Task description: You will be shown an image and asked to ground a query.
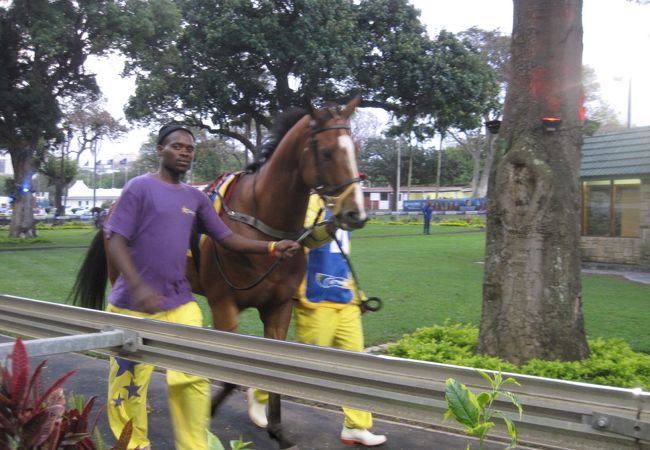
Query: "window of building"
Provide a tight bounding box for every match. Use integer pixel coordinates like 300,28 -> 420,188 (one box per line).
582,179 -> 641,237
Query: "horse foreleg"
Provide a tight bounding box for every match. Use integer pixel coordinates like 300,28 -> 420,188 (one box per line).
210,382 -> 237,416
267,392 -> 298,450
261,300 -> 297,449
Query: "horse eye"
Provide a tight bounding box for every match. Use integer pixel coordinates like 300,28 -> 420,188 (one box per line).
322,150 -> 334,161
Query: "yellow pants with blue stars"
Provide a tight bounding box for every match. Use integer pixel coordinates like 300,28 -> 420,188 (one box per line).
107,301 -> 210,450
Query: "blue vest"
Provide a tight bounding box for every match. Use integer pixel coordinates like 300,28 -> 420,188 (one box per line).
304,210 -> 353,305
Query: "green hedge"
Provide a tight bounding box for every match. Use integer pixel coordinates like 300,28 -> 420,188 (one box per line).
0,236 -> 52,245
0,222 -> 94,232
385,322 -> 650,390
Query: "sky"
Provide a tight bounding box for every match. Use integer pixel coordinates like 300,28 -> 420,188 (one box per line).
87,0 -> 650,162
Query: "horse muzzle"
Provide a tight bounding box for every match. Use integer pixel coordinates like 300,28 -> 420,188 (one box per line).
335,210 -> 368,230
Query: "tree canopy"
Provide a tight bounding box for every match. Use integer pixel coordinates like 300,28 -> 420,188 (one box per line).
0,0 -> 125,236
123,0 -> 498,151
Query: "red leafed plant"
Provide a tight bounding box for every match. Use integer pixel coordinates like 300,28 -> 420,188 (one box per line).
0,338 -> 137,450
0,336 -> 101,449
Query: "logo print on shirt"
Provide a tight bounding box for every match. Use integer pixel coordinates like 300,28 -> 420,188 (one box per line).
315,272 -> 349,289
181,206 -> 196,216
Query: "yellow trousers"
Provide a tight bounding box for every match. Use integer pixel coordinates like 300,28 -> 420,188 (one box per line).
254,302 -> 373,430
107,302 -> 210,450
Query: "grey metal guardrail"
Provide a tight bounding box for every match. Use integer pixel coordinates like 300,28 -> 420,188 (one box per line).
0,294 -> 648,450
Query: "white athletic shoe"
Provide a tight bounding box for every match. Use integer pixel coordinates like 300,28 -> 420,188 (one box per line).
246,388 -> 268,428
340,426 -> 387,446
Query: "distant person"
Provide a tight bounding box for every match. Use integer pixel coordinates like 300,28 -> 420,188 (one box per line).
247,194 -> 387,447
422,200 -> 433,234
103,123 -> 300,450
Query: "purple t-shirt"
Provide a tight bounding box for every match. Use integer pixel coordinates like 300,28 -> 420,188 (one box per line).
104,173 -> 232,311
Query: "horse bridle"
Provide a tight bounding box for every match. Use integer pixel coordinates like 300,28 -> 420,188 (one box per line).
309,119 -> 365,216
210,112 -> 365,291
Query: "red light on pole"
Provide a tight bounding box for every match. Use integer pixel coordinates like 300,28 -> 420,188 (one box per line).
541,117 -> 562,132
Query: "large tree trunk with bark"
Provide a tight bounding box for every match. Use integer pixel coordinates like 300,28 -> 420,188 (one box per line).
9,144 -> 36,238
476,133 -> 497,198
478,0 -> 589,365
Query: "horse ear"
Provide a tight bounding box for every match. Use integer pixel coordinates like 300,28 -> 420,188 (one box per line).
304,98 -> 319,119
340,95 -> 362,119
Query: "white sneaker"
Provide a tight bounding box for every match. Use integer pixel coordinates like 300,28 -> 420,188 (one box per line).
246,388 -> 268,428
340,426 -> 387,446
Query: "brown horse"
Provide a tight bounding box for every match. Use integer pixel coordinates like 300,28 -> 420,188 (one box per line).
71,97 -> 367,449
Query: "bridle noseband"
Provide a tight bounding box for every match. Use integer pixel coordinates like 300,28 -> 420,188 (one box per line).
308,119 -> 364,216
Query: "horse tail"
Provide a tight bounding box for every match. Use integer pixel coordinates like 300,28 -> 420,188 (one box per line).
69,230 -> 108,310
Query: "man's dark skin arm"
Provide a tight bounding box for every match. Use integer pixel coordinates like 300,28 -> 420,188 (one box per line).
107,233 -> 164,313
218,234 -> 300,258
107,233 -> 300,314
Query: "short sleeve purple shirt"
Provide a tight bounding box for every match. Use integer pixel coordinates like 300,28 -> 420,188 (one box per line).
104,173 -> 232,312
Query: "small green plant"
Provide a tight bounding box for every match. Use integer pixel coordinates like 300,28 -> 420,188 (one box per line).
229,436 -> 253,450
207,431 -> 253,450
444,371 -> 523,449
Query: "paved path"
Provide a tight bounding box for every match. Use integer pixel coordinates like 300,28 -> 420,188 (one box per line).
582,267 -> 650,284
3,337 -> 518,450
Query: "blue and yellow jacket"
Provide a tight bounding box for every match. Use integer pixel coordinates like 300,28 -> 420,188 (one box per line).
295,195 -> 362,309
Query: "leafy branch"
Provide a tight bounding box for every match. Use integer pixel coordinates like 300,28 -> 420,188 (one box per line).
443,371 -> 523,449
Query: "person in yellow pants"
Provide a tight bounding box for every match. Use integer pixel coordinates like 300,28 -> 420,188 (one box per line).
247,194 -> 386,447
99,124 -> 299,449
107,302 -> 209,450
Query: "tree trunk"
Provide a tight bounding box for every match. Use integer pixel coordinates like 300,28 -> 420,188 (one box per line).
470,150 -> 481,197
9,145 -> 36,238
478,0 -> 589,364
476,133 -> 496,198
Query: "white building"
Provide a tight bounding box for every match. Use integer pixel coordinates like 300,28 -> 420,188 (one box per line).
65,179 -> 122,209
0,152 -> 13,176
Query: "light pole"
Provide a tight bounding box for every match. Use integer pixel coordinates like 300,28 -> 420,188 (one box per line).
626,77 -> 632,128
92,139 -> 98,210
614,76 -> 632,128
395,139 -> 401,212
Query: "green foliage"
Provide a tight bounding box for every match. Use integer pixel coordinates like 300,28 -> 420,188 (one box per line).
0,175 -> 11,196
386,323 -> 650,390
123,0 -> 498,152
444,372 -> 522,450
229,437 -> 253,450
438,218 -> 486,228
359,138 -> 479,193
0,236 -> 52,245
0,0 -> 127,235
207,431 -> 253,450
38,156 -> 78,187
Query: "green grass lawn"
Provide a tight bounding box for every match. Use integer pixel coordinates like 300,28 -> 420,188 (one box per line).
2,224 -> 649,353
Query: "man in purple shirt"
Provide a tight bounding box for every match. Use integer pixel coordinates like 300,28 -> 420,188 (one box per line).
104,123 -> 299,450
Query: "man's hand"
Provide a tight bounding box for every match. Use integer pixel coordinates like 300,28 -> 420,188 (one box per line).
130,282 -> 164,314
274,240 -> 301,259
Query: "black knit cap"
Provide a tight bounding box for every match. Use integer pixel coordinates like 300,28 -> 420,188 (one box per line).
157,123 -> 195,145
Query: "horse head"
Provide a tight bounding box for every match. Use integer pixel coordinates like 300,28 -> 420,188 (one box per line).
302,96 -> 367,230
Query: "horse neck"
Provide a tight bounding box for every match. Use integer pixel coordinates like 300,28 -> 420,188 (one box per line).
254,117 -> 311,230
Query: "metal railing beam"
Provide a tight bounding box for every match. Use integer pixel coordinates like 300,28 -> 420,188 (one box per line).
0,294 -> 648,450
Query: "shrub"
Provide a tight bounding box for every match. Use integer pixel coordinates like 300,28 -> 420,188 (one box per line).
0,236 -> 52,245
0,337 -> 134,449
385,323 -> 650,390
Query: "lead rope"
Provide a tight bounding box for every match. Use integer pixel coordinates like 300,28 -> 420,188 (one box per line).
211,207 -> 323,291
329,231 -> 383,313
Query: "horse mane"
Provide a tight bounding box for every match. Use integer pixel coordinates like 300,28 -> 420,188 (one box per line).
246,107 -> 308,172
